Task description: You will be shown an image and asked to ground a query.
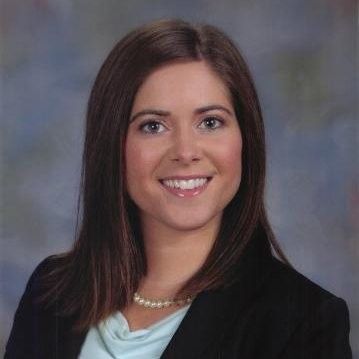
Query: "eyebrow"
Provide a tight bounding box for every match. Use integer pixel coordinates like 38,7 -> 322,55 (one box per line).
129,104 -> 234,122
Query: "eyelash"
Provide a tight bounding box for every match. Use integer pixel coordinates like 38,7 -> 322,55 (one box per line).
139,116 -> 224,134
198,117 -> 224,130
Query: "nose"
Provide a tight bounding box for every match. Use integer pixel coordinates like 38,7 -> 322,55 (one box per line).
170,127 -> 201,164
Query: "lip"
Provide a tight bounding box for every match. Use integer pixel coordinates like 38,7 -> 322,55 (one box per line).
159,175 -> 213,181
159,176 -> 213,198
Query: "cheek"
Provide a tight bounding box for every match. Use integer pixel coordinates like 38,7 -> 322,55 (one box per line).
222,137 -> 242,200
125,141 -> 140,182
214,133 -> 242,180
125,138 -> 162,182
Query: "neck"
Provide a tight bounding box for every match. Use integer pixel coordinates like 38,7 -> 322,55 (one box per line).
138,215 -> 221,298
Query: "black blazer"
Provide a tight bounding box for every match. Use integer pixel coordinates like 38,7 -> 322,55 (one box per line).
5,236 -> 352,358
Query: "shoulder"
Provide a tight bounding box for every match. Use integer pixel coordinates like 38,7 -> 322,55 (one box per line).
8,254 -> 65,322
251,256 -> 352,357
5,255 -> 67,357
19,255 -> 64,301
260,256 -> 350,323
266,256 -> 340,303
190,252 -> 352,358
28,255 -> 60,281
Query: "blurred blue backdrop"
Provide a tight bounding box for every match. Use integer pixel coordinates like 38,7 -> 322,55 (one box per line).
1,0 -> 358,355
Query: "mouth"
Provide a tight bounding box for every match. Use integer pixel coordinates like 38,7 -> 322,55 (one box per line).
158,176 -> 213,198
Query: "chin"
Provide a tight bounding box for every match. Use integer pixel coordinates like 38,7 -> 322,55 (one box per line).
164,213 -> 221,232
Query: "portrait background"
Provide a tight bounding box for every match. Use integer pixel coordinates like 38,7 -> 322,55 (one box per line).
1,0 -> 357,355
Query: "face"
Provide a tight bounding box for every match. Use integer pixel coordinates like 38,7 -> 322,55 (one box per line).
125,61 -> 242,234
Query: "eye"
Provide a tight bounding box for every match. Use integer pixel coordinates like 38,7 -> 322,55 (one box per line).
198,116 -> 224,130
139,120 -> 166,134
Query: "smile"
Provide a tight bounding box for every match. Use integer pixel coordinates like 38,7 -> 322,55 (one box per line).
162,177 -> 208,189
159,177 -> 212,198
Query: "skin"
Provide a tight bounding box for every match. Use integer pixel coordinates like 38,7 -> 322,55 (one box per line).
123,60 -> 242,329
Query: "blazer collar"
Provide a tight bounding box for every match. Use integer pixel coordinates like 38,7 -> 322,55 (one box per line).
161,234 -> 274,359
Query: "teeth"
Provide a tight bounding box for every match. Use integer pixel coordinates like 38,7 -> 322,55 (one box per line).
162,178 -> 208,190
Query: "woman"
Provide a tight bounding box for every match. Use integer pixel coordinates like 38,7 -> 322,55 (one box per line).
5,19 -> 351,358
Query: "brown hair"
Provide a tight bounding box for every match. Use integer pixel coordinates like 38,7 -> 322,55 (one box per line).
39,18 -> 288,331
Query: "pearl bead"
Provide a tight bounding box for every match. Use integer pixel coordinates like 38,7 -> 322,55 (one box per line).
133,292 -> 194,309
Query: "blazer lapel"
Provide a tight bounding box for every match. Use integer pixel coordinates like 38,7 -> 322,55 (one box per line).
60,327 -> 88,358
161,234 -> 274,358
43,311 -> 88,359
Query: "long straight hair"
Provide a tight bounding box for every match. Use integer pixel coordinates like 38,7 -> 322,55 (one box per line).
39,18 -> 288,331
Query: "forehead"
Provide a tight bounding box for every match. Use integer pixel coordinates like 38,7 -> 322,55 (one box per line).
131,60 -> 233,111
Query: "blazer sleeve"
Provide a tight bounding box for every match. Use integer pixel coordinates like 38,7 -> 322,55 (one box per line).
5,258 -> 50,358
279,296 -> 352,359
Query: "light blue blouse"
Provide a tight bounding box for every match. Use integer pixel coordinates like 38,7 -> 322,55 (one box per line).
79,304 -> 191,359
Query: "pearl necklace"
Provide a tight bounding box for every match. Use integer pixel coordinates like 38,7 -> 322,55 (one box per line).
133,292 -> 194,309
